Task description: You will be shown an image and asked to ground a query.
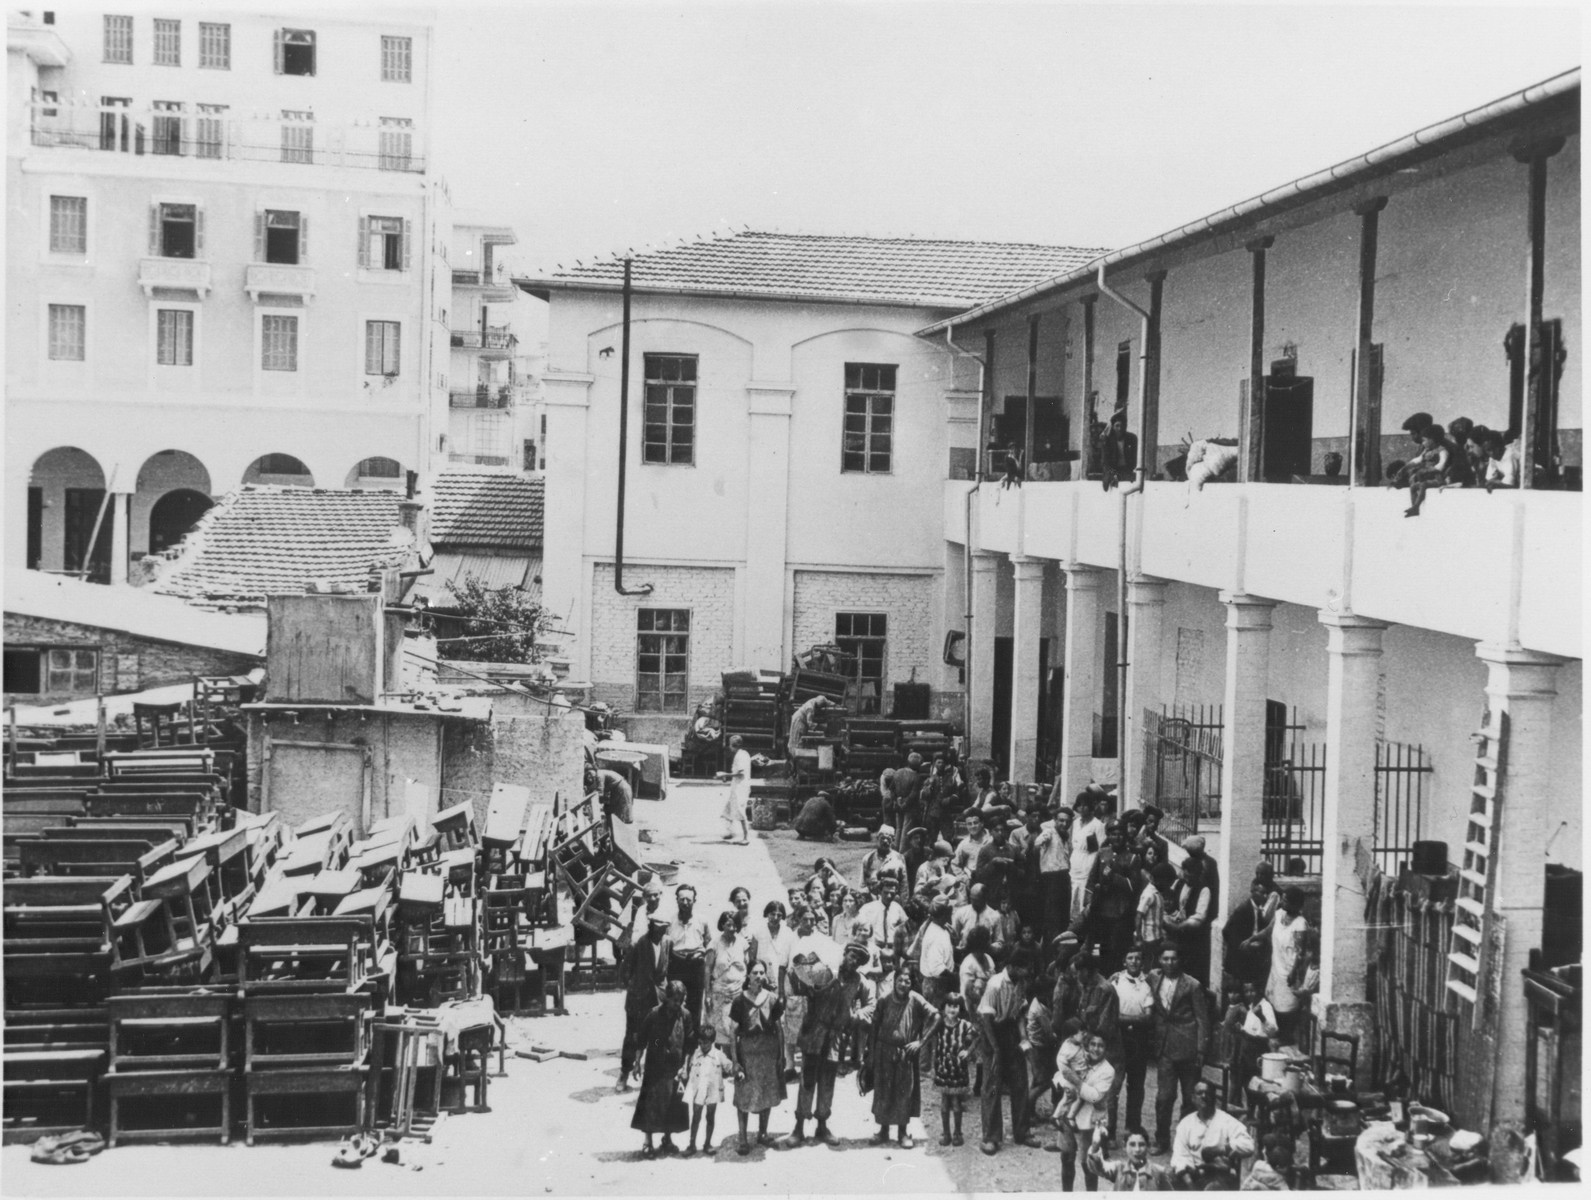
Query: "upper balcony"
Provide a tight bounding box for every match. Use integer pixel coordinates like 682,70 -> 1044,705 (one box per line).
138,257 -> 212,298
449,386 -> 516,410
24,101 -> 426,175
450,326 -> 517,359
450,263 -> 517,302
946,478 -> 1582,660
244,264 -> 316,303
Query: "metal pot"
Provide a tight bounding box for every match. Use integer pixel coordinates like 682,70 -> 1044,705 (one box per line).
1283,1063 -> 1310,1094
1260,1052 -> 1291,1084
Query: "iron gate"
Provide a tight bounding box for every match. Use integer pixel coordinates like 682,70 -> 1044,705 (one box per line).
1374,742 -> 1432,873
1144,704 -> 1224,842
1262,738 -> 1326,874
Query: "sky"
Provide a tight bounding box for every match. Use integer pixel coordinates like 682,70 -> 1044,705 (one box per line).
430,2 -> 1580,278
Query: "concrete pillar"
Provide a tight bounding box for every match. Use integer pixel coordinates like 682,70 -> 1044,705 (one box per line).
1211,591 -> 1276,988
1122,575 -> 1168,809
1057,566 -> 1105,804
968,550 -> 1002,761
540,371 -> 594,679
743,386 -> 795,669
1477,643 -> 1564,1128
109,491 -> 132,585
1008,555 -> 1045,781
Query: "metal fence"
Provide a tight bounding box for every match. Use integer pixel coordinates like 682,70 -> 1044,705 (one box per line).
1262,739 -> 1326,874
1374,742 -> 1432,874
1144,704 -> 1225,842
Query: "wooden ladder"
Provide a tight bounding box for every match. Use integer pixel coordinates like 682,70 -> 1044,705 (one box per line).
1447,709 -> 1509,1009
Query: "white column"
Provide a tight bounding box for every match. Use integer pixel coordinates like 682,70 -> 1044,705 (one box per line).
109,491 -> 132,585
1316,611 -> 1387,1005
1477,643 -> 1564,1128
1212,591 -> 1276,988
968,551 -> 1002,762
1008,555 -> 1045,781
540,372 -> 594,679
1122,575 -> 1168,810
1057,565 -> 1105,805
743,385 -> 794,669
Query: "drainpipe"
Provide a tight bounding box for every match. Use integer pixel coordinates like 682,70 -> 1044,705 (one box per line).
1094,260 -> 1149,791
613,258 -> 652,596
946,326 -> 984,748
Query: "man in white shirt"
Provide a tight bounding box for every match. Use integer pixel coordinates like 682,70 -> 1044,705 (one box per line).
667,883 -> 713,1034
1069,794 -> 1107,920
1108,946 -> 1156,1138
914,895 -> 957,1010
951,883 -> 1005,957
860,827 -> 907,894
953,810 -> 989,876
857,875 -> 910,973
1170,1080 -> 1255,1189
1034,807 -> 1073,940
752,900 -> 796,993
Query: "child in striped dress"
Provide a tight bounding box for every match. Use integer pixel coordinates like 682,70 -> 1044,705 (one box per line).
930,993 -> 977,1146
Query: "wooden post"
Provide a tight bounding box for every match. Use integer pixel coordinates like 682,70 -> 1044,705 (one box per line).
1350,199 -> 1388,485
96,694 -> 107,760
6,707 -> 16,781
1143,271 -> 1166,479
1081,295 -> 1097,473
1025,313 -> 1040,478
1242,239 -> 1273,483
981,329 -> 997,480
1512,137 -> 1564,489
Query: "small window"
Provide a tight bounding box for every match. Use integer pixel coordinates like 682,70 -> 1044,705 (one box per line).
199,22 -> 230,69
835,612 -> 887,715
4,649 -> 41,694
257,453 -> 309,475
357,456 -> 401,478
1116,340 -> 1132,408
195,104 -> 226,159
280,111 -> 313,165
48,304 -> 85,361
38,89 -> 58,117
362,216 -> 408,271
523,439 -> 537,472
842,362 -> 896,474
49,195 -> 87,254
262,315 -> 299,371
277,28 -> 316,76
153,203 -> 198,259
153,18 -> 180,66
103,14 -> 133,63
45,649 -> 98,693
381,35 -> 412,82
642,354 -> 696,465
262,210 -> 302,264
157,309 -> 194,366
378,117 -> 413,171
636,609 -> 690,713
365,321 -> 401,375
151,100 -> 184,156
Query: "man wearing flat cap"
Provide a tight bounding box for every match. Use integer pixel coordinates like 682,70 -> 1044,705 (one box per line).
619,910 -> 674,1091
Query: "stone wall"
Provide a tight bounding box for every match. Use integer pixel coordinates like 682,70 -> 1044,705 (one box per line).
442,710 -> 587,829
4,611 -> 262,706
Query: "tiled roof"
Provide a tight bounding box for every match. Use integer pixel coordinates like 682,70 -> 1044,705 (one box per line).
7,570 -> 266,656
519,230 -> 1109,309
428,471 -> 543,550
409,552 -> 542,606
150,486 -> 415,605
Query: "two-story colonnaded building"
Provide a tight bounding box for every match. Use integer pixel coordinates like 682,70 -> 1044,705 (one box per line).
927,70 -> 1580,1142
515,232 -> 1108,745
6,7 -> 458,584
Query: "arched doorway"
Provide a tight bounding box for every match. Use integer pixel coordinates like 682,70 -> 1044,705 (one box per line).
148,489 -> 214,555
28,447 -> 108,579
242,454 -> 314,487
136,450 -> 212,559
344,456 -> 405,490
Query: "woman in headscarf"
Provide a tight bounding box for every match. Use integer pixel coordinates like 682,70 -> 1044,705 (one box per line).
729,960 -> 787,1154
631,981 -> 691,1158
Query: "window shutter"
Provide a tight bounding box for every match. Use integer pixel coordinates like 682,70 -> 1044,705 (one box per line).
357,216 -> 369,268
273,28 -> 284,73
148,204 -> 159,255
299,214 -> 309,262
401,219 -> 412,271
254,212 -> 265,262
195,208 -> 205,257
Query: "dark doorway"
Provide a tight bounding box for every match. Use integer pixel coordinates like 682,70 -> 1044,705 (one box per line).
148,488 -> 212,555
1263,360 -> 1314,481
63,487 -> 109,582
1035,637 -> 1052,778
27,488 -> 42,570
992,636 -> 1013,775
1097,616 -> 1123,757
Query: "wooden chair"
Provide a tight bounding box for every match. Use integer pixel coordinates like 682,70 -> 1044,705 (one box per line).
1317,1030 -> 1360,1093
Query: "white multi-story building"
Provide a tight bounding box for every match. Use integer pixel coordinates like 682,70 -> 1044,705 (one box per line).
6,8 -> 454,583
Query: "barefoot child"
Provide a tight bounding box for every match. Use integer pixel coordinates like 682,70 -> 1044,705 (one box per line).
678,1025 -> 735,1156
930,993 -> 977,1146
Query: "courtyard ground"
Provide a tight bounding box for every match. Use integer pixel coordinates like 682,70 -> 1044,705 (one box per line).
7,780 -> 1181,1196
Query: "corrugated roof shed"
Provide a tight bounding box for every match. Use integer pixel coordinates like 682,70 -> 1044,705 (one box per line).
518,230 -> 1109,308
428,471 -> 543,550
150,486 -> 414,605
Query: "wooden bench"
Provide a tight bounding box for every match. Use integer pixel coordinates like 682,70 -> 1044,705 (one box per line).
103,992 -> 232,1147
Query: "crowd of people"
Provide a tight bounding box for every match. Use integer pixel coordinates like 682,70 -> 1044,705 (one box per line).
1388,410 -> 1524,517
615,765 -> 1322,1188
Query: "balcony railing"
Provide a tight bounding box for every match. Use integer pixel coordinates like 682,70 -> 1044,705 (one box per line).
450,387 -> 515,409
451,326 -> 517,351
451,265 -> 512,287
138,257 -> 212,297
244,263 -> 316,302
26,102 -> 426,174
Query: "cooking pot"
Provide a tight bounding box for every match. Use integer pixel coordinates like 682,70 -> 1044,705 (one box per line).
1260,1052 -> 1291,1084
1409,1105 -> 1449,1137
1283,1062 -> 1310,1093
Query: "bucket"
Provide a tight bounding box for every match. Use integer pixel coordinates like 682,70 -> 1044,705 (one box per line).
1260,1052 -> 1291,1084
1283,1063 -> 1309,1094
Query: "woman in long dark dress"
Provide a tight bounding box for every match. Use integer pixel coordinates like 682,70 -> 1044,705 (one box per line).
729,961 -> 786,1154
868,969 -> 940,1148
632,981 -> 692,1158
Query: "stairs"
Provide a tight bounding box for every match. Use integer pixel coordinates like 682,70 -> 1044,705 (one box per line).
1447,709 -> 1508,1009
